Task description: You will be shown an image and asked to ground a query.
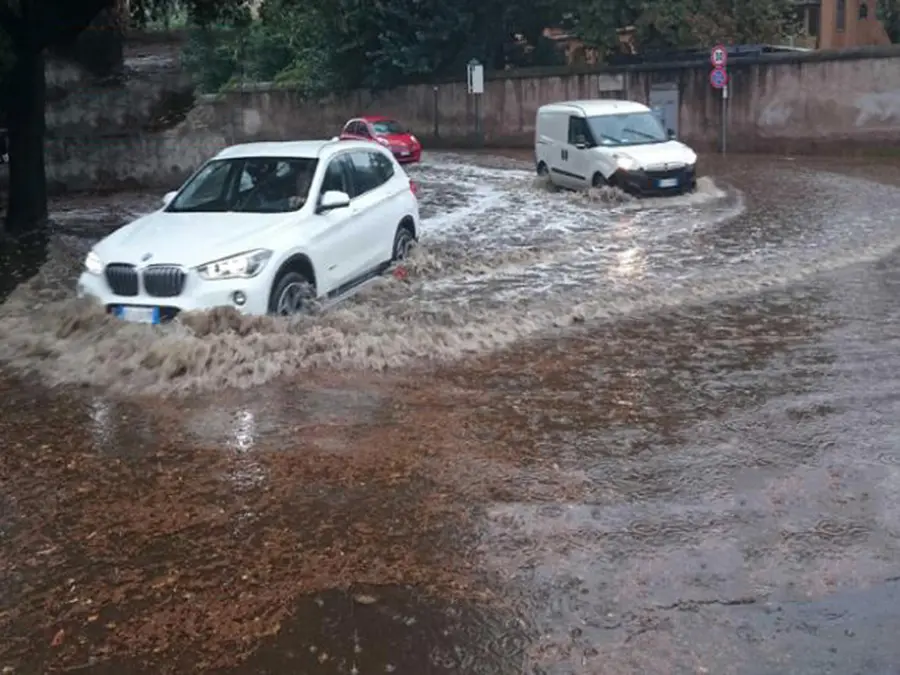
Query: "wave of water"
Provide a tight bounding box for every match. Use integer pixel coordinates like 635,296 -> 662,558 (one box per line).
1,153 -> 898,395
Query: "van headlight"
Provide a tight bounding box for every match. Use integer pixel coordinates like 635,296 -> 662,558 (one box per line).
84,250 -> 103,275
197,249 -> 272,280
615,154 -> 639,171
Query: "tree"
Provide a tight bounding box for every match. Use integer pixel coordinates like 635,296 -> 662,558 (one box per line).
572,0 -> 797,55
878,0 -> 900,42
0,0 -> 116,237
298,0 -> 568,89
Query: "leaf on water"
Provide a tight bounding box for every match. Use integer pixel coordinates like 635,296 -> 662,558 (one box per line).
353,594 -> 377,605
51,629 -> 64,647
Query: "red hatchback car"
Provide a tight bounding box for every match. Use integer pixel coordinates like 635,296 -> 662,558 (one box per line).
339,116 -> 422,164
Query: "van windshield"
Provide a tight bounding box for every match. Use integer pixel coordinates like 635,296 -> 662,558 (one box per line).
586,112 -> 668,147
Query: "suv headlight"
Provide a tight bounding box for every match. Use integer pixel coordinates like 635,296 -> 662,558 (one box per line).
615,154 -> 639,171
197,249 -> 272,280
84,250 -> 103,275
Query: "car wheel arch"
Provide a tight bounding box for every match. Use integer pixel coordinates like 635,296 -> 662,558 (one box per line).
398,215 -> 416,240
271,253 -> 317,296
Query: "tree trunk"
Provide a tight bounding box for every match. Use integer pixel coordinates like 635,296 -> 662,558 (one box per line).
0,44 -> 49,295
5,47 -> 47,236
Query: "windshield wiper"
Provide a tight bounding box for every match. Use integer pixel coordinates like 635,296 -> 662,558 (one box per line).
622,127 -> 660,141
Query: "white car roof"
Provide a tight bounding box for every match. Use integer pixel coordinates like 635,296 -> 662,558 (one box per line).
538,99 -> 650,117
213,139 -> 378,161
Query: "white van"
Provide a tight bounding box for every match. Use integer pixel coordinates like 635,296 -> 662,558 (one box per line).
534,99 -> 698,195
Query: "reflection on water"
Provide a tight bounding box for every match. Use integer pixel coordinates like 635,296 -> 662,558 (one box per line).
226,408 -> 266,495
88,397 -> 112,451
231,409 -> 256,453
613,247 -> 646,279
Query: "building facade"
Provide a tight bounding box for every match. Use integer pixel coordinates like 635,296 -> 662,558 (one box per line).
795,0 -> 892,48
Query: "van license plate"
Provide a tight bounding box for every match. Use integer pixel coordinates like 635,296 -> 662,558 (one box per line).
658,178 -> 678,188
115,306 -> 160,324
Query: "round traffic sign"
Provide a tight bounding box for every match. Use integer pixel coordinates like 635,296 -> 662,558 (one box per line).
710,44 -> 727,67
709,67 -> 728,89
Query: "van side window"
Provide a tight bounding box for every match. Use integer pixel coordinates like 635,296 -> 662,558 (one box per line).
567,116 -> 590,146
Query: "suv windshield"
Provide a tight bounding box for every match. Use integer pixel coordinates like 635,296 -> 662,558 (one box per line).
372,120 -> 405,134
586,112 -> 668,147
168,157 -> 318,213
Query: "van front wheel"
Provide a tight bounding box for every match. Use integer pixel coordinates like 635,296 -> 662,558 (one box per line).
537,161 -> 549,176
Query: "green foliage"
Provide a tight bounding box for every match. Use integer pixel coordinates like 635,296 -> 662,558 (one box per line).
129,0 -> 189,29
181,0 -> 340,95
878,0 -> 900,42
181,27 -> 238,92
169,0 -> 810,95
574,0 -> 798,54
177,0 -> 569,93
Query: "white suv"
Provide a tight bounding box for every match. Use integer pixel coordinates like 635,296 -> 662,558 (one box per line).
77,139 -> 420,323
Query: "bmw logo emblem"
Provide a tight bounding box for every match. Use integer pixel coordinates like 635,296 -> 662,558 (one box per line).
141,253 -> 152,262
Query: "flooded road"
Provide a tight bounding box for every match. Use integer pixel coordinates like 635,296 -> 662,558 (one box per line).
2,153 -> 900,673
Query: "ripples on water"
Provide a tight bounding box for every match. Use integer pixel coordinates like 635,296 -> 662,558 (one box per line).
1,154 -> 900,394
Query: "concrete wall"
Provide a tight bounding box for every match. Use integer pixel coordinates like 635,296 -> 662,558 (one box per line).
200,45 -> 900,156
9,44 -> 900,195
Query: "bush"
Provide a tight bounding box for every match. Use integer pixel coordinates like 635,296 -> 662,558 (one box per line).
181,27 -> 241,93
181,2 -> 341,96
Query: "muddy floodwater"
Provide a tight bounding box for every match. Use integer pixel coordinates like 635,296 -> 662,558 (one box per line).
2,152 -> 900,673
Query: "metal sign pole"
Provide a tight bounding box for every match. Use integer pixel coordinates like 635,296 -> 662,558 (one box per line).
475,96 -> 481,144
721,84 -> 728,155
433,86 -> 439,139
709,44 -> 728,155
467,59 -> 485,147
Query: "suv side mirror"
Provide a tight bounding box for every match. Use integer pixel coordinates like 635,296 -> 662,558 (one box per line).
317,190 -> 351,213
667,128 -> 676,139
162,190 -> 177,207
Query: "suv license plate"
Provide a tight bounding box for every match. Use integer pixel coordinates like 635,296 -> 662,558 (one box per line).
115,306 -> 160,324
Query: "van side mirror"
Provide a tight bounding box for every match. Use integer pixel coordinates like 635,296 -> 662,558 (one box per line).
667,128 -> 676,139
162,190 -> 177,207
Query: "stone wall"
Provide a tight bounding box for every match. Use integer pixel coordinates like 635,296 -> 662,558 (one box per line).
39,37 -> 223,193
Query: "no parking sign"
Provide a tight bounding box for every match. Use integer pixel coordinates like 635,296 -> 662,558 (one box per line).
709,67 -> 728,89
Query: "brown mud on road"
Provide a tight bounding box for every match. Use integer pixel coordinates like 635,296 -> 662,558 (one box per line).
2,153 -> 900,673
